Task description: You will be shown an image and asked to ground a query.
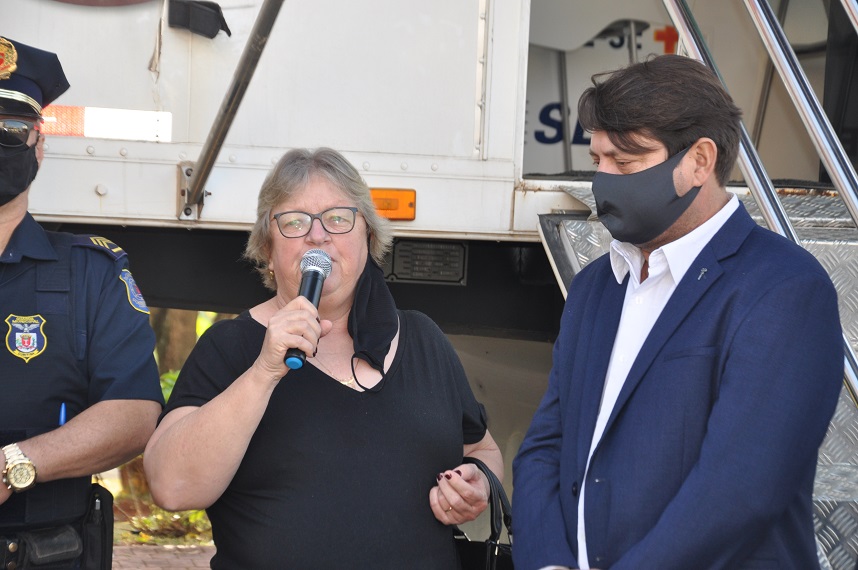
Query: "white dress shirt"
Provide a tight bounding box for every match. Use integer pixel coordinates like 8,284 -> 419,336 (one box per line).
575,196 -> 739,569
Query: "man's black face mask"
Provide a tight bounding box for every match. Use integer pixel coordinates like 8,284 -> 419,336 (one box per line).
0,143 -> 39,206
591,146 -> 700,245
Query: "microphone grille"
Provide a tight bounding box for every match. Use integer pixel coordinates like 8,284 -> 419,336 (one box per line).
300,249 -> 332,277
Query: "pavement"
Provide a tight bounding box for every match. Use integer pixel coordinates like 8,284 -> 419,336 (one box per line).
113,544 -> 215,569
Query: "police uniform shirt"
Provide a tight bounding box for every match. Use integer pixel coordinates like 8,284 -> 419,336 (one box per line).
0,213 -> 163,527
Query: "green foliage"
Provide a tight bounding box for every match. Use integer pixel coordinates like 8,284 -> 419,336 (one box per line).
196,311 -> 217,338
118,504 -> 212,545
160,370 -> 179,402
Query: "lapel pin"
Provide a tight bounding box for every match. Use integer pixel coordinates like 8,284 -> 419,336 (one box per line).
698,267 -> 708,281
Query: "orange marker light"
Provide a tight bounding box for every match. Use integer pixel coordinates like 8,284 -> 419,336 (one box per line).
370,188 -> 416,221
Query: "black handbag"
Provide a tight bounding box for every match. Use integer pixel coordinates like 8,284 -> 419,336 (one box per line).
454,457 -> 513,570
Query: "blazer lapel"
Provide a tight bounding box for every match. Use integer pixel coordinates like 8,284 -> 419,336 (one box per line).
576,270 -> 627,471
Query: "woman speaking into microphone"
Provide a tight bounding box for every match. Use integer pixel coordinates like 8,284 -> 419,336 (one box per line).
143,147 -> 503,569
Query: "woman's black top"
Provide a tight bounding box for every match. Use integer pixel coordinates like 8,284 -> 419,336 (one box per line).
164,309 -> 488,569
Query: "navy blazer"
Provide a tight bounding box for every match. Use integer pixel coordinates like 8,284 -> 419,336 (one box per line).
512,204 -> 843,569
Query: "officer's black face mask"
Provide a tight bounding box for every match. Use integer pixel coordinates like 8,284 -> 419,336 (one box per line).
0,143 -> 39,206
591,146 -> 700,245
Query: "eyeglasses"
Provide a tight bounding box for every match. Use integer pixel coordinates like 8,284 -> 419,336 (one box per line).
272,206 -> 359,238
0,118 -> 38,148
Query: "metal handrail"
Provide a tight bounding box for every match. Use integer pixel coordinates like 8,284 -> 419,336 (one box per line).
187,0 -> 286,213
743,0 -> 858,224
742,0 -> 858,405
843,0 -> 858,37
662,0 -> 858,405
662,0 -> 797,239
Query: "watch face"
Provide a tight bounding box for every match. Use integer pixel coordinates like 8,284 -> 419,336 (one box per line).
8,463 -> 36,490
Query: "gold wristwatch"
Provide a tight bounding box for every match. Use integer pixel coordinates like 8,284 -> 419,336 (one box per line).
2,443 -> 37,492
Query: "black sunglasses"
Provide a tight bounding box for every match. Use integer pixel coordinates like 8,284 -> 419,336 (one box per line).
0,118 -> 38,148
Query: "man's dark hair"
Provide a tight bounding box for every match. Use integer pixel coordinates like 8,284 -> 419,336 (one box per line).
578,54 -> 743,185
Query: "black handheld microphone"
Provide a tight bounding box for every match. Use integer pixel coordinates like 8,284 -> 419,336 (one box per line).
284,249 -> 332,370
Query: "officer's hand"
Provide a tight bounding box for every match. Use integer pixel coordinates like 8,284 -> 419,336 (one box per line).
0,484 -> 10,506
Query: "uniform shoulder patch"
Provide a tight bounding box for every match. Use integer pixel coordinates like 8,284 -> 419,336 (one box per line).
119,269 -> 150,314
71,235 -> 127,261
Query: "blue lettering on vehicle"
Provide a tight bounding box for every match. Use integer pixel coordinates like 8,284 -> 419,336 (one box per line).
535,103 -> 590,146
535,103 -> 564,144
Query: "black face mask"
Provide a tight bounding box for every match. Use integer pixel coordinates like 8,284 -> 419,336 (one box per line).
0,144 -> 39,206
592,146 -> 700,245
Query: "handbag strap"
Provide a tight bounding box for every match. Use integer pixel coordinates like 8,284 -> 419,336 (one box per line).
462,456 -> 512,543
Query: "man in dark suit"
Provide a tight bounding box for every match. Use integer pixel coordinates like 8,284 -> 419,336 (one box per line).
512,54 -> 843,570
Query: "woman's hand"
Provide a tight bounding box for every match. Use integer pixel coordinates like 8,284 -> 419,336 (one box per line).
429,463 -> 490,525
253,297 -> 332,381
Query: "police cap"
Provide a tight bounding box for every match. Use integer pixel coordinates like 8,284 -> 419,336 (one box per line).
0,37 -> 69,118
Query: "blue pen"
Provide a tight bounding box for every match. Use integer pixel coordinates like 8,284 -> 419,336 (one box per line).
59,403 -> 67,426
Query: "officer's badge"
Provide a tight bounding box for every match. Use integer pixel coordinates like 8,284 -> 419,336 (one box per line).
5,315 -> 46,363
119,269 -> 150,314
0,38 -> 17,80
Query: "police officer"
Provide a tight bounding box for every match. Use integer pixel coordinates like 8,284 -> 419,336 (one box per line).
0,37 -> 163,568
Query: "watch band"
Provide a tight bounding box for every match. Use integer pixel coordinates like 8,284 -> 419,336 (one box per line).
3,443 -> 24,460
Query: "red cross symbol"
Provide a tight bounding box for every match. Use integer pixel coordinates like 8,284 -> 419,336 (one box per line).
655,26 -> 679,54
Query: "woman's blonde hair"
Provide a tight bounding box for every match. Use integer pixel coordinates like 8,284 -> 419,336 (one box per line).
244,147 -> 393,291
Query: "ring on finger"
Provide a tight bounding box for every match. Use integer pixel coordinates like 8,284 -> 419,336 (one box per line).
445,506 -> 453,513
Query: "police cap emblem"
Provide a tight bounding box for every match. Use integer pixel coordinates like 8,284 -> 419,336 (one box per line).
0,38 -> 18,81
